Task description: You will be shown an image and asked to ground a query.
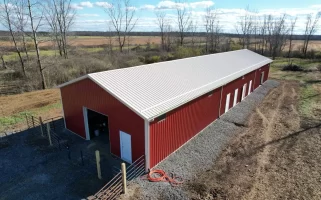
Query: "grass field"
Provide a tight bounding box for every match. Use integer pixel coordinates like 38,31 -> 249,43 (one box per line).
270,58 -> 321,120
0,89 -> 62,132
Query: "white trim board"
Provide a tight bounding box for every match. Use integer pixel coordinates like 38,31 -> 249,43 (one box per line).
144,120 -> 150,172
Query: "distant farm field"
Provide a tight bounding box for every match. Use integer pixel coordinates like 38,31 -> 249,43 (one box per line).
0,36 -> 162,48
1,36 -> 320,52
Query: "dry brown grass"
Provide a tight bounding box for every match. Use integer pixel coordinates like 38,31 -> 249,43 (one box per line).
0,36 -> 162,48
0,89 -> 60,117
187,81 -> 321,200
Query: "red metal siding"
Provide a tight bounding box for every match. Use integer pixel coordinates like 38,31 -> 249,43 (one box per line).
219,70 -> 256,115
149,64 -> 270,168
149,88 -> 221,168
254,64 -> 270,89
60,78 -> 145,162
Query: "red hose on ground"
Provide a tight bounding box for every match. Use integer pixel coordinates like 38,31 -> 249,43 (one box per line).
144,169 -> 184,187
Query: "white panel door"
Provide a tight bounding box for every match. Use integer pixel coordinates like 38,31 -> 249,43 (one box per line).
225,93 -> 231,113
120,131 -> 132,163
248,80 -> 252,95
242,84 -> 247,100
233,89 -> 238,106
260,72 -> 265,84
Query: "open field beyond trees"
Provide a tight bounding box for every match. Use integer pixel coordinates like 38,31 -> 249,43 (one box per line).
1,36 -> 321,61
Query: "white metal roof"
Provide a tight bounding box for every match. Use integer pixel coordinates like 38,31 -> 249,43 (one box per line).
59,49 -> 272,121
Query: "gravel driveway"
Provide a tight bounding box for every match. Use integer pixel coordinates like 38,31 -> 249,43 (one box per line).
132,80 -> 280,200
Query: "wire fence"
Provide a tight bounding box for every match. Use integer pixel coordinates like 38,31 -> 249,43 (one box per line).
25,114 -> 69,150
91,155 -> 145,200
6,113 -> 146,200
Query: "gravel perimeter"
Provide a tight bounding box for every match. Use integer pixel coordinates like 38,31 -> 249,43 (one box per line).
132,80 -> 280,200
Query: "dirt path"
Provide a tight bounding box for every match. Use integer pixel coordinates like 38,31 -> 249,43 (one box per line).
187,81 -> 321,200
245,83 -> 290,199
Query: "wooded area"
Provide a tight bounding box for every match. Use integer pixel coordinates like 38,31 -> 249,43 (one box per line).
0,0 -> 320,92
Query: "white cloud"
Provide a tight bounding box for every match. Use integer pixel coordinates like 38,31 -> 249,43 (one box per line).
78,13 -> 100,17
143,0 -> 214,10
311,4 -> 321,9
190,1 -> 214,8
79,1 -> 93,8
70,2 -> 321,34
71,3 -> 83,10
157,1 -> 187,10
95,2 -> 112,8
127,6 -> 137,11
140,5 -> 156,10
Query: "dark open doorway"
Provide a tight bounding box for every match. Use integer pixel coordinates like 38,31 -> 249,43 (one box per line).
87,109 -> 109,141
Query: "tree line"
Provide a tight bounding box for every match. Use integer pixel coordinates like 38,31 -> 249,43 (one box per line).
0,0 -> 74,89
1,0 -> 321,90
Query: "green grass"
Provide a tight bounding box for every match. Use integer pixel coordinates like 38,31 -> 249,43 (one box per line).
4,50 -> 59,61
271,57 -> 321,120
0,111 -> 33,132
80,47 -> 104,53
299,84 -> 321,119
0,102 -> 62,132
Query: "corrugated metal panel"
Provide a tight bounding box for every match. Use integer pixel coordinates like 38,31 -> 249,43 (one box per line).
149,88 -> 221,168
60,79 -> 145,161
59,50 -> 272,121
149,65 -> 271,168
253,64 -> 270,89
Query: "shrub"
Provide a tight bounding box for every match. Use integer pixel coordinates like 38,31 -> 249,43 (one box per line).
282,64 -> 303,72
175,46 -> 202,59
160,53 -> 175,61
125,59 -> 144,67
230,40 -> 242,51
145,55 -> 161,64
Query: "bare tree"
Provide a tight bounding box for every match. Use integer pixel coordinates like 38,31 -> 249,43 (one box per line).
54,0 -> 75,58
302,13 -> 320,57
155,11 -> 167,50
0,0 -> 26,75
252,11 -> 259,52
259,15 -> 268,55
12,0 -> 30,60
188,20 -> 198,48
44,0 -> 62,56
266,14 -> 289,59
44,0 -> 75,59
287,16 -> 297,58
235,6 -> 253,49
0,47 -> 8,69
106,23 -> 114,54
27,0 -> 46,89
175,0 -> 190,46
103,0 -> 137,53
164,24 -> 174,51
204,7 -> 221,53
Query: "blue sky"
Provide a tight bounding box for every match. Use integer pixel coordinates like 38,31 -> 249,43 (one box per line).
71,0 -> 321,33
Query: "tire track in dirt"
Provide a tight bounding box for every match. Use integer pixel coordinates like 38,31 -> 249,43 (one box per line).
244,83 -> 286,200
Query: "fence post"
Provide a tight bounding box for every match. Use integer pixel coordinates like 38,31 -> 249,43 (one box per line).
25,114 -> 29,129
39,117 -> 44,137
121,163 -> 127,194
46,123 -> 52,146
31,116 -> 35,128
95,150 -> 102,179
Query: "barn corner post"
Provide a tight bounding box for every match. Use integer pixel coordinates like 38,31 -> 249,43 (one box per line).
144,119 -> 150,172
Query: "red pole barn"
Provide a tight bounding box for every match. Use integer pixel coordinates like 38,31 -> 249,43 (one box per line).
58,49 -> 272,170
